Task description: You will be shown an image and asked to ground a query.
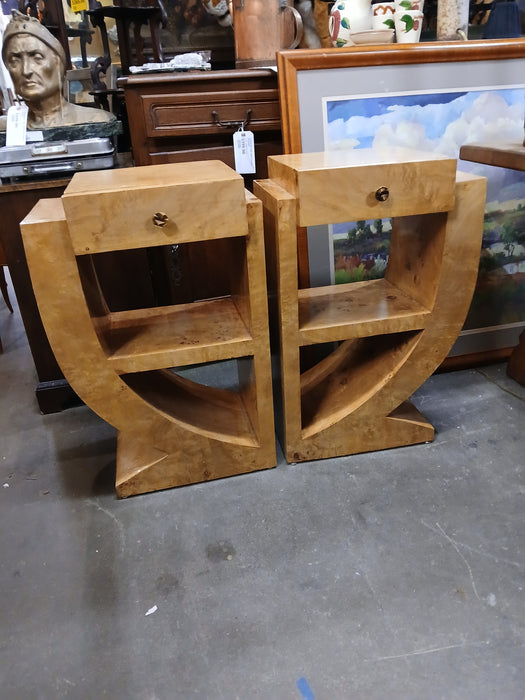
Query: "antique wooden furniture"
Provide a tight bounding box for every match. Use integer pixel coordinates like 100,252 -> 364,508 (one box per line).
231,0 -> 303,68
21,161 -> 276,497
86,3 -> 167,77
0,239 -> 13,355
0,178 -> 73,407
119,69 -> 282,182
254,148 -> 486,463
460,141 -> 525,386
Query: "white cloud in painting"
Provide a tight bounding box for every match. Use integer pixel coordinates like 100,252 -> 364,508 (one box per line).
373,120 -> 432,152
326,90 -> 524,158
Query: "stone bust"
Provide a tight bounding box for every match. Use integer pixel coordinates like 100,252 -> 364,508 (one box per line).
1,11 -> 114,129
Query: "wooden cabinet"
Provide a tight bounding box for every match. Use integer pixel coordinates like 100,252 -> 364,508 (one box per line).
119,69 -> 282,183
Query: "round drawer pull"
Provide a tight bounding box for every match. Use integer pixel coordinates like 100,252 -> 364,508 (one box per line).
153,212 -> 169,227
375,186 -> 389,202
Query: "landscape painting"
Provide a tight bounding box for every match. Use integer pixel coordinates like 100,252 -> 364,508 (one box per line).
323,87 -> 525,335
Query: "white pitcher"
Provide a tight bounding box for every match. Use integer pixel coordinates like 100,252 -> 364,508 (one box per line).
329,0 -> 373,46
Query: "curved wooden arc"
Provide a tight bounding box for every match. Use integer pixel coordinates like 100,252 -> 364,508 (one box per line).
122,369 -> 259,447
300,332 -> 422,438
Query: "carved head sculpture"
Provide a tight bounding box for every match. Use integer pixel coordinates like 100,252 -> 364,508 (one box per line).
2,11 -> 66,100
1,11 -> 114,128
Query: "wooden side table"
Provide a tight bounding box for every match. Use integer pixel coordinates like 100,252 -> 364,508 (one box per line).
459,142 -> 525,386
119,69 -> 282,180
21,161 -> 276,497
255,149 -> 486,463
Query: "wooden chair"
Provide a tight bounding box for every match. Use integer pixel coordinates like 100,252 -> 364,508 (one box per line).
0,240 -> 14,354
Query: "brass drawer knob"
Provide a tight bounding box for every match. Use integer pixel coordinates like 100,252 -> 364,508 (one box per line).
375,186 -> 389,202
153,212 -> 169,227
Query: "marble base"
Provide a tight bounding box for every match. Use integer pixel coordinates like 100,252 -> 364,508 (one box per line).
0,121 -> 122,148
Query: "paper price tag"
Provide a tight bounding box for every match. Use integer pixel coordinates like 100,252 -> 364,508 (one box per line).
233,130 -> 255,174
71,0 -> 89,12
6,103 -> 28,147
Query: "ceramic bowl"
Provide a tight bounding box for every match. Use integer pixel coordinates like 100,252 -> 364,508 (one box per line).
349,29 -> 395,44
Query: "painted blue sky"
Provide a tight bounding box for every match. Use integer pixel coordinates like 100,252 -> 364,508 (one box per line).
325,88 -> 525,205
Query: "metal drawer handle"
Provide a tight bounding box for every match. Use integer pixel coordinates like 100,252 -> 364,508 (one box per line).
212,109 -> 252,130
375,186 -> 389,202
153,212 -> 169,227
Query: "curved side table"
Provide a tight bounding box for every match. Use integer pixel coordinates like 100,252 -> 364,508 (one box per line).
21,161 -> 276,497
254,148 -> 486,463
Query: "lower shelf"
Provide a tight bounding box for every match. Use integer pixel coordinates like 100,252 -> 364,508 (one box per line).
123,362 -> 259,447
300,331 -> 422,437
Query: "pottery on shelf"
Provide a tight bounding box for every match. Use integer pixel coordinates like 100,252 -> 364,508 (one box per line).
329,0 -> 373,47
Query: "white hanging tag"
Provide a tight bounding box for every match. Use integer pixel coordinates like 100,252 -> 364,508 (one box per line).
6,103 -> 28,147
233,128 -> 256,174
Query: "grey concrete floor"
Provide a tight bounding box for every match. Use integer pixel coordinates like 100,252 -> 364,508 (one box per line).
1,285 -> 525,700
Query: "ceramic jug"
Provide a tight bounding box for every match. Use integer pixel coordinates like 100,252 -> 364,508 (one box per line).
232,0 -> 304,67
329,0 -> 373,46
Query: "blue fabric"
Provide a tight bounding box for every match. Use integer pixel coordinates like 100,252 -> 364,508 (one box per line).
483,1 -> 522,38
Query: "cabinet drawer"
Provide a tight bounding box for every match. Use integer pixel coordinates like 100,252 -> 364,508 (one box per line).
268,149 -> 457,226
61,161 -> 248,255
142,89 -> 281,138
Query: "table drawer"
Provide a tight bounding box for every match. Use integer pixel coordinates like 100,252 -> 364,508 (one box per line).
61,161 -> 248,255
142,89 -> 281,138
268,149 -> 457,226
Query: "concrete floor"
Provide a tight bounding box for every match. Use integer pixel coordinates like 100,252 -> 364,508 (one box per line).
1,286 -> 525,700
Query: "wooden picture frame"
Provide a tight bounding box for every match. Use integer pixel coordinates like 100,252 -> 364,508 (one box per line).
276,40 -> 525,365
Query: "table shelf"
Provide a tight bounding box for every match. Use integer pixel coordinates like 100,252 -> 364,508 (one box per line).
94,297 -> 253,373
123,368 -> 259,447
298,278 -> 430,346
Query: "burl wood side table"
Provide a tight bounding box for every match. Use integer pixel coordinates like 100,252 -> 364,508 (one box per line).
254,148 -> 486,463
21,161 -> 276,497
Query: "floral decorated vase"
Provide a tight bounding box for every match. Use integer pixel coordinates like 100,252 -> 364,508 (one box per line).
329,0 -> 373,46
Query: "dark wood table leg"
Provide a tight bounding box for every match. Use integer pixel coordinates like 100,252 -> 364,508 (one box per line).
507,330 -> 525,385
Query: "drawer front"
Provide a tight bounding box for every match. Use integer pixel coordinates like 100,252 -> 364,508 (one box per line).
62,161 -> 248,255
268,150 -> 457,226
142,89 -> 281,138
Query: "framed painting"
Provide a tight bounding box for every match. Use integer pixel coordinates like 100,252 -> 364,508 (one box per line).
276,40 -> 525,363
